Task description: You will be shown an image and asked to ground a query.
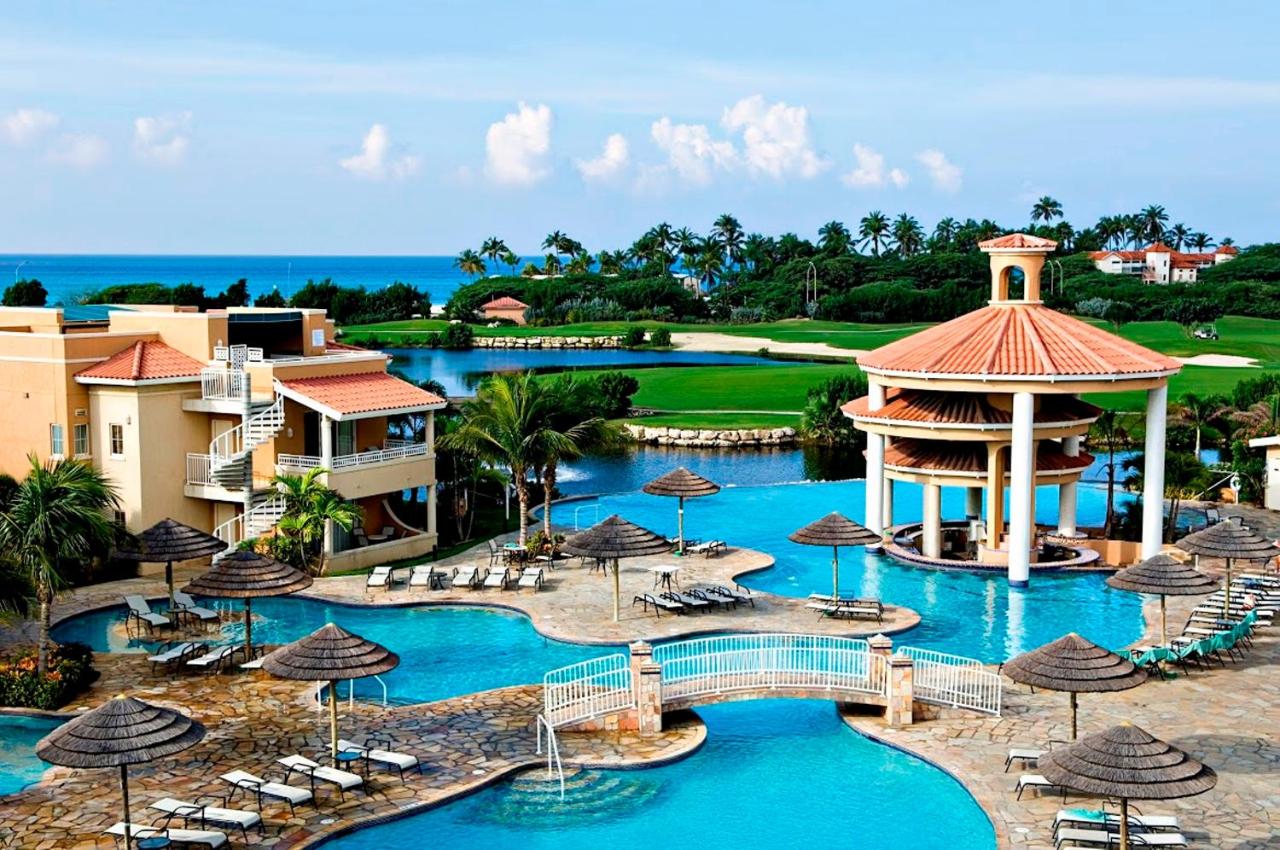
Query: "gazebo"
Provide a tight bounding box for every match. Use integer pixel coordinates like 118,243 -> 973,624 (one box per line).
114,518 -> 227,609
183,551 -> 313,660
1176,520 -> 1279,613
845,234 -> 1182,585
788,512 -> 880,599
1106,553 -> 1219,643
563,515 -> 672,622
642,467 -> 720,554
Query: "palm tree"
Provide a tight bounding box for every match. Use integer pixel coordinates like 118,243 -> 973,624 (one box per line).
673,227 -> 699,275
1231,395 -> 1280,441
931,217 -> 959,251
272,468 -> 363,576
741,233 -> 774,272
500,249 -> 521,276
1138,205 -> 1169,244
597,250 -> 624,275
1123,451 -> 1211,542
1171,393 -> 1228,458
537,376 -> 625,536
542,253 -> 563,276
480,237 -> 509,271
566,251 -> 593,275
858,210 -> 891,256
713,213 -> 744,266
694,240 -> 726,289
454,249 -> 486,279
1089,411 -> 1132,538
1030,196 -> 1064,224
817,220 -> 851,255
542,230 -> 569,260
1220,237 -> 1235,248
1164,223 -> 1190,252
1188,232 -> 1213,252
0,455 -> 121,673
439,373 -> 577,545
891,213 -> 925,257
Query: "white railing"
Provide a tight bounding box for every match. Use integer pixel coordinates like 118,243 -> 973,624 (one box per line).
186,453 -> 213,486
653,634 -> 886,704
542,654 -> 633,729
276,453 -> 324,470
211,493 -> 288,549
899,646 -> 1002,716
573,503 -> 601,531
535,714 -> 566,800
201,368 -> 250,401
276,442 -> 429,473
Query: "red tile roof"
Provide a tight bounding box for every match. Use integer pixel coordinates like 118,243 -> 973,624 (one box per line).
1217,245 -> 1239,255
841,390 -> 1101,427
76,340 -> 205,383
1145,242 -> 1174,253
884,438 -> 1093,475
856,304 -> 1181,379
978,233 -> 1058,250
482,296 -> 529,310
279,372 -> 445,417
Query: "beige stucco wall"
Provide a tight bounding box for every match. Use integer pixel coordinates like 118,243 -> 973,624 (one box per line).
328,455 -> 433,501
108,311 -> 226,362
482,306 -> 528,325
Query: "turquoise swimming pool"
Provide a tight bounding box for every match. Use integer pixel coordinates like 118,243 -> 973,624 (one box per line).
322,699 -> 995,850
0,715 -> 62,797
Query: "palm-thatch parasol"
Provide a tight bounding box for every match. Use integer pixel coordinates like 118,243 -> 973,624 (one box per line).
788,512 -> 881,599
1176,520 -> 1279,615
1106,553 -> 1219,644
182,550 -> 313,660
114,518 -> 227,609
37,695 -> 205,846
1039,723 -> 1217,849
563,515 -> 672,622
262,623 -> 399,760
1002,633 -> 1147,739
642,467 -> 720,554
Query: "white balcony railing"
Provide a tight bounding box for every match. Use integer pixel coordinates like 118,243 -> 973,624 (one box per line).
186,453 -> 214,486
200,368 -> 250,401
276,441 -> 429,473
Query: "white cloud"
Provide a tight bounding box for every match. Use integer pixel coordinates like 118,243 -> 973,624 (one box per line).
3,108 -> 59,146
485,102 -> 552,187
46,133 -> 108,169
576,133 -> 629,182
720,95 -> 825,179
649,117 -> 738,186
133,112 -> 192,165
840,143 -> 908,189
339,123 -> 422,180
916,148 -> 962,192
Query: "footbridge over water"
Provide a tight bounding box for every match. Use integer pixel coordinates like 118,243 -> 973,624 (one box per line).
540,633 -> 1001,738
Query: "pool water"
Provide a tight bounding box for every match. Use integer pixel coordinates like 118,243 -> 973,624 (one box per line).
323,699 -> 995,850
0,715 -> 62,796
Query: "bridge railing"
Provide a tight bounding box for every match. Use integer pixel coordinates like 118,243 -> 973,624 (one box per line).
543,653 -> 634,729
899,646 -> 1002,715
653,634 -> 885,704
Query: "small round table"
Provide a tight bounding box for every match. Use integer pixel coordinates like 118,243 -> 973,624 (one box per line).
135,836 -> 171,850
335,749 -> 366,776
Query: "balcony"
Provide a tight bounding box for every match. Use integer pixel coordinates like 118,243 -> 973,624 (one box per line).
276,440 -> 433,499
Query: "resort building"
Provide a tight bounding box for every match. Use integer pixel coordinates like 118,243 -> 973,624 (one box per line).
1247,434 -> 1280,510
845,233 -> 1182,585
0,304 -> 445,570
1088,242 -> 1237,283
480,295 -> 530,325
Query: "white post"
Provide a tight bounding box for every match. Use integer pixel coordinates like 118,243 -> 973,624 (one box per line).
922,483 -> 942,559
320,415 -> 335,555
1058,435 -> 1080,537
864,382 -> 886,546
1142,385 -> 1169,559
964,486 -> 982,520
1007,392 -> 1035,587
883,477 -> 895,530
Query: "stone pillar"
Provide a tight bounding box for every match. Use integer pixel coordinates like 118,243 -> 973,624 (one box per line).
1142,385 -> 1169,559
864,383 -> 886,545
1058,435 -> 1080,537
985,445 -> 1006,552
630,641 -> 663,736
867,633 -> 893,658
922,483 -> 942,559
1007,392 -> 1035,587
886,654 -> 914,727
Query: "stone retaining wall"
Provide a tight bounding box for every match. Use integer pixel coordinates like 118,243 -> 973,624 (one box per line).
625,423 -> 798,448
474,335 -> 624,349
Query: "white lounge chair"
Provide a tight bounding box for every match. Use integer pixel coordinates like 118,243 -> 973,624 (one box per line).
452,565 -> 481,589
337,737 -> 421,782
147,641 -> 203,674
1004,746 -> 1045,772
686,540 -> 726,557
1016,773 -> 1065,800
277,755 -> 363,799
187,645 -> 236,674
484,567 -> 513,589
125,595 -> 171,633
172,591 -> 219,624
518,567 -> 545,590
1053,808 -> 1181,835
409,564 -> 452,589
105,822 -> 227,848
219,769 -> 314,813
366,566 -> 393,591
149,797 -> 261,841
1054,827 -> 1187,848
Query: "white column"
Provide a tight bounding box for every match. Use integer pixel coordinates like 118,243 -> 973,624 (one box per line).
883,477 -> 895,529
922,483 -> 942,559
864,382 -> 886,545
1007,392 -> 1035,586
426,411 -> 436,454
427,484 -> 438,537
1142,385 -> 1169,559
1058,435 -> 1080,537
320,416 -> 335,555
965,486 -> 982,520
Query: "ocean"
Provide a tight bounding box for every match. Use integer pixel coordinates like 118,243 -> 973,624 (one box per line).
0,255 -> 529,309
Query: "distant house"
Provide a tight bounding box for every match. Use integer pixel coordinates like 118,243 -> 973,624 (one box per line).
1248,434 -> 1280,510
480,296 -> 530,325
1088,242 -> 1237,284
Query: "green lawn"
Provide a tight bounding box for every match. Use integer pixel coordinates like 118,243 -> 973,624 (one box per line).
1112,316 -> 1280,367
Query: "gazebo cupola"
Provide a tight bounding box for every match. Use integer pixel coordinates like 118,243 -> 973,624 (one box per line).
847,234 -> 1182,585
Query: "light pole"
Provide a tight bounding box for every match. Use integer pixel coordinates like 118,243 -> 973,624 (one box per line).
13,260 -> 27,284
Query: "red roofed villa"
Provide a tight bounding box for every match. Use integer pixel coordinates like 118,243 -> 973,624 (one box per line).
845,234 -> 1181,585
480,295 -> 530,325
1088,241 -> 1237,283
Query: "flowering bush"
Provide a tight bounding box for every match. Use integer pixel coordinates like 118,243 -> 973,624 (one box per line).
0,642 -> 96,709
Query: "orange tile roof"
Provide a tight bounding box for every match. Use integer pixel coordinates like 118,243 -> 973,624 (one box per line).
884,439 -> 1093,475
279,372 -> 445,417
978,233 -> 1057,250
482,296 -> 529,310
856,303 -> 1181,379
842,390 -> 1101,427
1216,244 -> 1239,255
1145,242 -> 1174,253
76,340 -> 205,383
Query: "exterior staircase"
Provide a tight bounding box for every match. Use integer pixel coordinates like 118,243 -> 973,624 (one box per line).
209,395 -> 285,488
212,490 -> 289,553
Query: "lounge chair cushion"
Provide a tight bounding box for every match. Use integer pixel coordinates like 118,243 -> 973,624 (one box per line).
278,755 -> 363,790
337,738 -> 418,770
220,770 -> 312,805
105,822 -> 227,848
150,798 -> 262,831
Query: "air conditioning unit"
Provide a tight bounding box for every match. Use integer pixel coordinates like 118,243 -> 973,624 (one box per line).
74,408 -> 88,417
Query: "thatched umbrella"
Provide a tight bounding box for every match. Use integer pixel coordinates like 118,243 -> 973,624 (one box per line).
642,467 -> 720,554
1002,633 -> 1147,739
563,515 -> 672,622
788,512 -> 881,599
1106,553 -> 1219,644
182,551 -> 313,660
1177,520 -> 1279,615
36,695 -> 205,846
262,623 -> 399,760
115,518 -> 227,609
1039,723 -> 1217,850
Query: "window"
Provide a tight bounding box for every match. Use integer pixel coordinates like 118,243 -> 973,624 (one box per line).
73,423 -> 90,457
109,424 -> 125,458
113,510 -> 127,527
49,424 -> 64,457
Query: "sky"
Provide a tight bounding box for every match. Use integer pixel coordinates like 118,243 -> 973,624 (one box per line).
1,1 -> 1277,255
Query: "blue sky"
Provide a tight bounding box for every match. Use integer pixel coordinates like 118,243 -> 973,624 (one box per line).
1,1 -> 1277,254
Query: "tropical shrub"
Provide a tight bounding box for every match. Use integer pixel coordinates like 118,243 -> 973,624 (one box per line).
801,372 -> 869,443
622,326 -> 646,348
2,279 -> 48,307
649,327 -> 672,347
0,642 -> 96,709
